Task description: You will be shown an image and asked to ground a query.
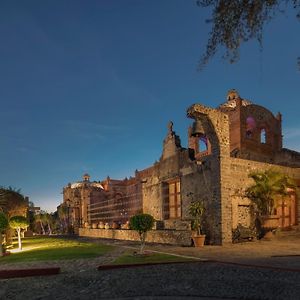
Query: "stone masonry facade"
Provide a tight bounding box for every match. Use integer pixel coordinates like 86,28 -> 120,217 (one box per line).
63,90 -> 300,245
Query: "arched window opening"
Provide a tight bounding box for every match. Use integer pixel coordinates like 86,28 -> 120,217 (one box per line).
193,134 -> 211,159
260,128 -> 266,144
246,130 -> 252,139
199,136 -> 208,152
246,116 -> 256,139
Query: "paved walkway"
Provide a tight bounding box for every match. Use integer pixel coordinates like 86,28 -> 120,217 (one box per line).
81,229 -> 300,270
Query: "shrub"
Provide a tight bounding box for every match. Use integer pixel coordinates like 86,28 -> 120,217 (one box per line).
129,213 -> 154,254
0,212 -> 8,256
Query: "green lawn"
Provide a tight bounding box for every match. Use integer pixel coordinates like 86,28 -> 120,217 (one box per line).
112,250 -> 196,265
0,236 -> 114,263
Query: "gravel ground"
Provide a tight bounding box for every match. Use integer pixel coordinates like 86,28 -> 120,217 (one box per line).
1,234 -> 300,300
1,261 -> 300,300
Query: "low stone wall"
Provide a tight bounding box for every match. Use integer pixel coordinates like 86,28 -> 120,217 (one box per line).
79,228 -> 192,246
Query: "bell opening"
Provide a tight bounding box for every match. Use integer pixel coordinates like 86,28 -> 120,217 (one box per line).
191,120 -> 205,137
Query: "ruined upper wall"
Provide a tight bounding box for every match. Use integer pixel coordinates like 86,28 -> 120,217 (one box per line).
213,90 -> 300,167
187,102 -> 230,161
161,121 -> 182,161
217,90 -> 282,158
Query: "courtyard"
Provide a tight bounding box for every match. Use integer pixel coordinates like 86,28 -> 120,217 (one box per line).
0,232 -> 300,299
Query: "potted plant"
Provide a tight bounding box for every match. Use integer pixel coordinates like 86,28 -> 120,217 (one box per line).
98,221 -> 105,229
189,200 -> 206,247
246,169 -> 295,237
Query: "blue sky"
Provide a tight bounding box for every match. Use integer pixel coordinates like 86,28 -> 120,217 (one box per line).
0,1 -> 299,212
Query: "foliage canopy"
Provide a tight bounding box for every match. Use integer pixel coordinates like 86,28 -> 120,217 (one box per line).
9,216 -> 29,229
245,169 -> 295,215
197,0 -> 300,69
130,213 -> 154,234
0,187 -> 28,218
0,212 -> 8,231
129,213 -> 154,254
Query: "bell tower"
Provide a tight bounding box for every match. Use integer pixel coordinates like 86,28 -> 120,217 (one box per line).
83,173 -> 90,182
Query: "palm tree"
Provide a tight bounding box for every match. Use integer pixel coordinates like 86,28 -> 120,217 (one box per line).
57,204 -> 68,233
35,213 -> 46,235
44,213 -> 53,235
246,169 -> 295,216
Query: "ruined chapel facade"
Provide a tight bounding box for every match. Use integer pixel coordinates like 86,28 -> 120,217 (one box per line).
63,90 -> 300,245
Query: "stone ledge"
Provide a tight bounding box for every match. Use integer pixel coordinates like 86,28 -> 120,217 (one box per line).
79,228 -> 192,246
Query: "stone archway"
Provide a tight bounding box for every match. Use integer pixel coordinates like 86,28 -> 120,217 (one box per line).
187,104 -> 231,244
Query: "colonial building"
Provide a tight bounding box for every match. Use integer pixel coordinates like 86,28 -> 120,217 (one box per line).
62,90 -> 300,245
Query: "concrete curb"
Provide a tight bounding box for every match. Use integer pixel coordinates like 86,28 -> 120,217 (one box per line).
98,259 -> 300,273
206,260 -> 300,273
97,260 -> 200,271
0,267 -> 61,279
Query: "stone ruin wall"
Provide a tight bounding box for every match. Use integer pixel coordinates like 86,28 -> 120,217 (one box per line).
142,153 -> 182,222
180,155 -> 222,244
70,90 -> 300,246
225,157 -> 300,230
187,103 -> 232,244
142,165 -> 162,220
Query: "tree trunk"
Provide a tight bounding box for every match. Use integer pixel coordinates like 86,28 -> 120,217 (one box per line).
0,232 -> 3,256
17,228 -> 22,250
40,221 -> 45,235
139,232 -> 146,254
6,228 -> 13,245
47,222 -> 52,235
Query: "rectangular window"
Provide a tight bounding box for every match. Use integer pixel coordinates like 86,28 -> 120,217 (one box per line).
163,180 -> 181,219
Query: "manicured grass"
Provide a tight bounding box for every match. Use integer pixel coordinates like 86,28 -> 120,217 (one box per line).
112,250 -> 196,265
0,236 -> 114,263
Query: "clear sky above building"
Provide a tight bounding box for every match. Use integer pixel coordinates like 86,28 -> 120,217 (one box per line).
1,0 -> 299,212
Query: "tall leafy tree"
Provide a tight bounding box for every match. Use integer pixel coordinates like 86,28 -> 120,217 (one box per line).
0,212 -> 9,256
197,0 -> 300,69
0,187 -> 28,217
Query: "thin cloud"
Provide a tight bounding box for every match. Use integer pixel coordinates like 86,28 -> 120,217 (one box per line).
282,128 -> 300,151
61,119 -> 128,142
63,120 -> 125,132
16,146 -> 35,153
283,128 -> 300,139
